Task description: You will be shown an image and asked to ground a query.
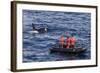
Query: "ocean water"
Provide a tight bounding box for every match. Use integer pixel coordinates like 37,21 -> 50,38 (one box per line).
22,10 -> 91,63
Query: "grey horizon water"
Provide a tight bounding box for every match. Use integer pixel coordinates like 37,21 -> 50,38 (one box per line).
22,9 -> 91,63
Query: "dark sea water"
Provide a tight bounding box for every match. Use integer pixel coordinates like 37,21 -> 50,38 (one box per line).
22,10 -> 91,63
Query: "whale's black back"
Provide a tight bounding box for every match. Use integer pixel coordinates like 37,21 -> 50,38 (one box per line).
32,23 -> 48,33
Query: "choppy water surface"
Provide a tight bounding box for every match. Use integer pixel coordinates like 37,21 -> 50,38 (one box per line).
23,10 -> 91,63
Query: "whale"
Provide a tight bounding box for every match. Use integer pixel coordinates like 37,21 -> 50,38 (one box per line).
32,23 -> 48,33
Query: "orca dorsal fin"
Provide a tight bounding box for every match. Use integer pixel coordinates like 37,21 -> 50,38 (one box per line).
32,23 -> 36,30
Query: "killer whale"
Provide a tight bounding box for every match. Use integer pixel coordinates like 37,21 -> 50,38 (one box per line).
32,23 -> 48,33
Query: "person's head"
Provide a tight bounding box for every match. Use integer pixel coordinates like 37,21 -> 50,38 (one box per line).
67,36 -> 70,38
71,34 -> 74,37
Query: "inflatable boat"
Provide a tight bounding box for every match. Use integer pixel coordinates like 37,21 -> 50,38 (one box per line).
50,43 -> 87,54
50,47 -> 86,53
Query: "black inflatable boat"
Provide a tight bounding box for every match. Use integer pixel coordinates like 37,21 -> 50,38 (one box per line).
50,47 -> 86,53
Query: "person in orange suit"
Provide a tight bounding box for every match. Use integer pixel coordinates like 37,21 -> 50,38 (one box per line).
66,36 -> 71,48
70,34 -> 76,48
59,35 -> 65,48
